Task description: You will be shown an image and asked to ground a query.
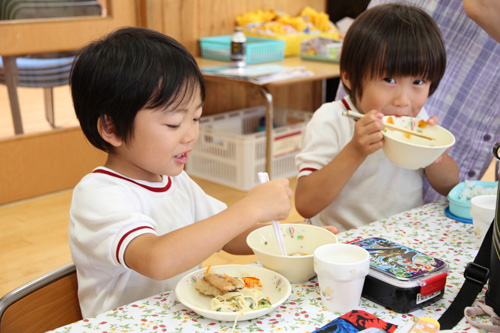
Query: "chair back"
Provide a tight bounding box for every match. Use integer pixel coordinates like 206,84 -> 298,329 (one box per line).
0,263 -> 82,333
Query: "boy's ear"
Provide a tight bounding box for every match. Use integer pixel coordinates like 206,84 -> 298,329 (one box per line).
341,71 -> 352,90
97,115 -> 123,147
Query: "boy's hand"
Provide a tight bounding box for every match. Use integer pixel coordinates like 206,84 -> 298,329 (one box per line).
321,225 -> 339,234
426,115 -> 439,126
298,221 -> 339,234
350,110 -> 385,156
245,179 -> 293,223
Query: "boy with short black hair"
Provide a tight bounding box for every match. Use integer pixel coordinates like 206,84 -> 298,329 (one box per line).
69,27 -> 293,318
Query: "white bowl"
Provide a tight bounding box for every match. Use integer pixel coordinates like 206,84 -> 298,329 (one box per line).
382,116 -> 455,170
246,223 -> 338,283
174,265 -> 291,321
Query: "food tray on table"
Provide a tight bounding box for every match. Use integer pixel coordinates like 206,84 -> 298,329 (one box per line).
300,37 -> 342,63
245,31 -> 339,56
199,35 -> 285,63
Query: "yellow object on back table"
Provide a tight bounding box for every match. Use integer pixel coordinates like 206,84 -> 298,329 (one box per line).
236,6 -> 340,56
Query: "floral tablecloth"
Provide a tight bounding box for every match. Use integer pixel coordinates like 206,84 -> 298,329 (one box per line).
53,201 -> 491,333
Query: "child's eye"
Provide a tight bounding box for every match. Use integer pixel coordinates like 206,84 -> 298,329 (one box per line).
413,79 -> 426,85
167,124 -> 180,129
383,78 -> 396,83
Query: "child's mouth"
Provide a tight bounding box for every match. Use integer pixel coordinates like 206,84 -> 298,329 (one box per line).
174,152 -> 188,164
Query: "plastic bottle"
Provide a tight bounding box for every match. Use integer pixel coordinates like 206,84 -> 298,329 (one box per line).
231,26 -> 246,67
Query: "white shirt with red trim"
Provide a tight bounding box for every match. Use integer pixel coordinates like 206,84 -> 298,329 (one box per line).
295,96 -> 425,231
69,167 -> 226,318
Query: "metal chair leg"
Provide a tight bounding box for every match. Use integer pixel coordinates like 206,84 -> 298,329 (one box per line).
3,56 -> 24,135
43,87 -> 56,128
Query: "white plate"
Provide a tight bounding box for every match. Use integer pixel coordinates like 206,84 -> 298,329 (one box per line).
174,265 -> 291,321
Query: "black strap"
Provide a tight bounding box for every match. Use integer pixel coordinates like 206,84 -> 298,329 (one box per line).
438,220 -> 493,329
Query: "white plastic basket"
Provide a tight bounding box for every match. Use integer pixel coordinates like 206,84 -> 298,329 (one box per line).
186,106 -> 312,191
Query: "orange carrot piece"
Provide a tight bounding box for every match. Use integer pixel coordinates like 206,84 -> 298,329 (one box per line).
418,119 -> 428,128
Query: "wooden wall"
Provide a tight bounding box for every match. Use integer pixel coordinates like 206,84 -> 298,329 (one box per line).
0,0 -> 136,205
0,0 -> 138,56
1,0 -> 329,204
138,0 -> 328,115
0,128 -> 106,205
138,0 -> 327,56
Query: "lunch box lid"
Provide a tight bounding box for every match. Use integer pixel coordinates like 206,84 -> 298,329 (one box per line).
352,237 -> 449,296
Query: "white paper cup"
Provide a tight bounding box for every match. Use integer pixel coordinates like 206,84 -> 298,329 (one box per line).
314,243 -> 370,314
470,195 -> 497,247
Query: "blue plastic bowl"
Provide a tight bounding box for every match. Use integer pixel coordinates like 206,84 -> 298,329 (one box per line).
447,181 -> 498,219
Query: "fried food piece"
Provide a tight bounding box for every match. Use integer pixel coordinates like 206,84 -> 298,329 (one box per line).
204,273 -> 245,292
195,279 -> 224,296
195,273 -> 244,297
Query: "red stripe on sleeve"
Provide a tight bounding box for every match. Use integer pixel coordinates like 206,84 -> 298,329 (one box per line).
299,167 -> 317,173
116,226 -> 155,265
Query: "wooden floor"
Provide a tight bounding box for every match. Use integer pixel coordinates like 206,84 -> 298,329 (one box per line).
0,85 -> 79,138
0,84 -> 496,299
0,84 -> 303,297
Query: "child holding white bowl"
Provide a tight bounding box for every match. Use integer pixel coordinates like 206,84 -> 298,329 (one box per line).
295,3 -> 459,231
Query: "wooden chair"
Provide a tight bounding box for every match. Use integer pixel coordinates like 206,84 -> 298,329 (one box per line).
0,0 -> 102,132
0,55 -> 76,129
0,263 -> 82,333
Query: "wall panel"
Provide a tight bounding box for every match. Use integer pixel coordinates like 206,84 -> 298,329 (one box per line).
0,128 -> 106,205
140,0 -> 328,115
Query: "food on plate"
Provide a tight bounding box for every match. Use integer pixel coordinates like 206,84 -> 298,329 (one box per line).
195,273 -> 245,297
242,276 -> 262,288
195,272 -> 272,313
210,287 -> 272,313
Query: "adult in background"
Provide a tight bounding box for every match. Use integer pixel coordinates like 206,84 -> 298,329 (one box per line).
336,0 -> 500,203
463,0 -> 500,43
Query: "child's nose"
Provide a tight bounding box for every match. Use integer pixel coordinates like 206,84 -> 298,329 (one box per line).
393,87 -> 411,107
181,123 -> 198,144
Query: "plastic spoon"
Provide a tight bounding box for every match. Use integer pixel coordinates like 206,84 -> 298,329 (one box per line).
257,172 -> 288,256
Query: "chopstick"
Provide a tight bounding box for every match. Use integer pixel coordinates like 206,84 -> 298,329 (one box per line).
257,172 -> 288,256
341,110 -> 435,140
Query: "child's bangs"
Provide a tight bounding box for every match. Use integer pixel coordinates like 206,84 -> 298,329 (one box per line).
369,39 -> 444,83
145,55 -> 205,113
147,75 -> 203,112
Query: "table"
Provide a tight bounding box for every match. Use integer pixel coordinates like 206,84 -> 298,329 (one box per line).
52,200 -> 492,333
196,57 -> 340,175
